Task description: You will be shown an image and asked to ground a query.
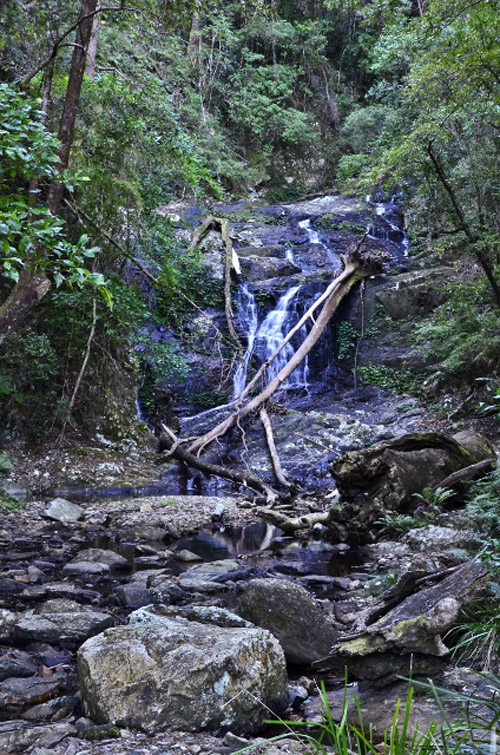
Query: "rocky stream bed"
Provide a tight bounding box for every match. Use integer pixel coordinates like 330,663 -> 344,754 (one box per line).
1,193 -> 499,753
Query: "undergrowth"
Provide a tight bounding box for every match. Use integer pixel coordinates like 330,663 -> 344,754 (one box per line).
236,675 -> 500,755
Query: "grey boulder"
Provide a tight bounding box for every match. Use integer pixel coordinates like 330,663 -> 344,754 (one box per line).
42,498 -> 84,523
14,599 -> 114,648
237,577 -> 338,665
78,613 -> 288,734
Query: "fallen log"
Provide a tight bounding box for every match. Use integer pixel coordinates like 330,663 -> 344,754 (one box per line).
159,425 -> 280,504
314,559 -> 488,685
257,507 -> 329,533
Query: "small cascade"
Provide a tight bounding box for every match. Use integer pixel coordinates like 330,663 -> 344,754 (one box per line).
233,284 -> 259,398
299,218 -> 337,265
366,196 -> 409,254
233,284 -> 310,398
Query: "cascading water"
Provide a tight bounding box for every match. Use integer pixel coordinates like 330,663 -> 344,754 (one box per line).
366,196 -> 409,254
233,285 -> 310,399
298,218 -> 337,265
233,284 -> 259,398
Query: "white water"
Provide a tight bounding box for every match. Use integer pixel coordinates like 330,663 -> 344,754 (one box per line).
233,284 -> 309,398
298,218 -> 337,265
233,284 -> 259,398
366,196 -> 409,254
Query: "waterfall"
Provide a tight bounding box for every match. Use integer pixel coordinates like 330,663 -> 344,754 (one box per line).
233,284 -> 310,399
299,218 -> 337,264
233,284 -> 259,398
366,197 -> 409,254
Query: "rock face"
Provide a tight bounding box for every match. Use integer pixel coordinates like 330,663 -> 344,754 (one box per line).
237,577 -> 338,665
328,431 -> 495,542
78,612 -> 288,734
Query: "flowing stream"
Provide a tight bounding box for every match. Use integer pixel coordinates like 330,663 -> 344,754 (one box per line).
233,284 -> 310,398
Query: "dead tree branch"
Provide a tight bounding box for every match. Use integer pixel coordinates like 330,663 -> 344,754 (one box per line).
259,407 -> 291,488
187,243 -> 387,456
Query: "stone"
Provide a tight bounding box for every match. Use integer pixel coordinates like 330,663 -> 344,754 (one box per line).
23,695 -> 79,721
0,609 -> 18,641
175,549 -> 203,562
178,558 -> 240,592
0,675 -> 64,712
69,547 -> 130,570
404,525 -> 480,552
237,578 -> 338,665
0,721 -> 75,752
0,649 -> 37,682
62,561 -> 110,577
14,600 -> 114,648
112,582 -> 153,608
42,498 -> 84,523
78,614 -> 288,734
128,605 -> 253,630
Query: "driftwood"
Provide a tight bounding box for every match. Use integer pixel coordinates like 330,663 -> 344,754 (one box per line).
259,407 -> 291,489
257,507 -> 329,533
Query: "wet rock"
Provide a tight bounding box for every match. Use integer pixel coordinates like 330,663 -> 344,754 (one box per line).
23,694 -> 79,721
112,582 -> 153,608
0,576 -> 25,597
69,547 -> 130,570
0,720 -> 75,752
14,599 -> 114,648
42,498 -> 84,523
78,614 -> 288,734
0,675 -> 65,712
178,558 -> 240,593
404,525 -> 480,552
62,561 -> 110,577
0,649 -> 37,681
288,683 -> 308,707
175,549 -> 203,562
239,256 -> 299,281
237,577 -> 338,665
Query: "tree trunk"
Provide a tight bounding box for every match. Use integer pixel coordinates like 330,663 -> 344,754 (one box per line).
0,268 -> 51,346
47,0 -> 99,213
0,0 -> 99,344
84,1 -> 101,79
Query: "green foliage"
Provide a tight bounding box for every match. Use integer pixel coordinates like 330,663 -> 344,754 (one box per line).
0,492 -> 24,513
0,83 -> 108,298
0,452 -> 12,476
413,276 -> 500,378
335,321 -> 359,360
464,464 -> 500,536
315,215 -> 366,233
236,677 -> 478,755
358,364 -> 424,397
413,486 -> 454,507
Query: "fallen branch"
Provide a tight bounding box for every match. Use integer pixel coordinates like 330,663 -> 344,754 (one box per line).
259,407 -> 291,488
160,425 -> 280,503
434,458 -> 495,494
258,507 -> 329,533
58,296 -> 97,442
187,243 -> 388,456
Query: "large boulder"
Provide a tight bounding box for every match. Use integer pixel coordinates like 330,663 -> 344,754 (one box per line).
77,610 -> 288,734
237,578 -> 338,665
328,431 -> 495,542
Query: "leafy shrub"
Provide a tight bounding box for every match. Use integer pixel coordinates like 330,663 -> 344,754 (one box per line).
464,464 -> 500,536
358,364 -> 424,397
